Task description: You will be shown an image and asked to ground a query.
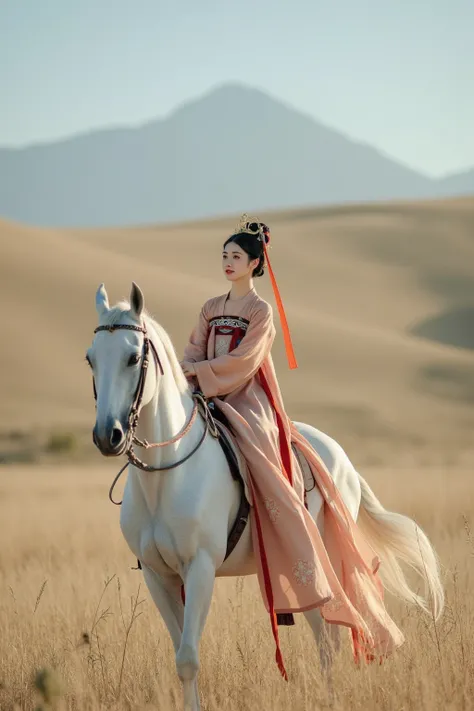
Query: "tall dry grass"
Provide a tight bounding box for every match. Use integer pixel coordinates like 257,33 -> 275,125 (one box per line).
0,459 -> 473,710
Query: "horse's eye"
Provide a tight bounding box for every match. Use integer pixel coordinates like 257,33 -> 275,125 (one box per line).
128,353 -> 141,367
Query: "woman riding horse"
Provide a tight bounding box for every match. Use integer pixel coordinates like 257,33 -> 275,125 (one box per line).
180,215 -> 405,674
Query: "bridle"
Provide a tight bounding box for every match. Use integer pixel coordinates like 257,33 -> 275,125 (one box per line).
92,322 -> 219,504
93,323 -> 163,437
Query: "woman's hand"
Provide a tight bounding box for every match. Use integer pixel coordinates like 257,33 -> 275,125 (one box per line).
180,361 -> 196,379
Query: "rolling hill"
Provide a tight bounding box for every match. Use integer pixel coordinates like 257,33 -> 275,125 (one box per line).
437,168 -> 474,198
1,197 -> 474,456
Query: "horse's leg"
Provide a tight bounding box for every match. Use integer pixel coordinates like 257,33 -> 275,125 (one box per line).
296,424 -> 362,684
141,566 -> 200,710
176,548 -> 216,711
303,486 -> 341,687
303,608 -> 340,674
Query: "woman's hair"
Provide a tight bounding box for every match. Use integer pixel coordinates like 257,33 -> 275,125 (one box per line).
223,222 -> 270,278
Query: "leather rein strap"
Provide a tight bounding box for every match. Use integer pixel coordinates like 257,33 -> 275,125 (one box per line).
92,322 -> 219,504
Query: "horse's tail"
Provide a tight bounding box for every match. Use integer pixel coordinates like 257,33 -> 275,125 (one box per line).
357,473 -> 444,619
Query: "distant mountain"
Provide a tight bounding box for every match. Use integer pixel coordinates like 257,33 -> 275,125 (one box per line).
0,83 -> 467,227
436,168 -> 474,197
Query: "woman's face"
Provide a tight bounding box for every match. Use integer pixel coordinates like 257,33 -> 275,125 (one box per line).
222,242 -> 259,282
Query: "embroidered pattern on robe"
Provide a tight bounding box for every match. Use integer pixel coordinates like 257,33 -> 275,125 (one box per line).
209,315 -> 249,358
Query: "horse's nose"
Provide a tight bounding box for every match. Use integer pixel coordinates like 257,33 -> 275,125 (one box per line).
93,419 -> 126,456
110,422 -> 124,449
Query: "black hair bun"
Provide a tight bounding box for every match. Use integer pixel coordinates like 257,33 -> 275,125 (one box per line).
260,223 -> 271,245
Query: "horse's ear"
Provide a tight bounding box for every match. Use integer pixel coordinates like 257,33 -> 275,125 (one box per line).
95,283 -> 110,316
130,282 -> 144,318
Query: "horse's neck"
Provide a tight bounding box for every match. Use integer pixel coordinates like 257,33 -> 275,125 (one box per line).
136,378 -> 194,457
131,325 -> 196,510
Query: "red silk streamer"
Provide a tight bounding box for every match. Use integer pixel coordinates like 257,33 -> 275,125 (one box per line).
262,241 -> 298,370
259,368 -> 294,486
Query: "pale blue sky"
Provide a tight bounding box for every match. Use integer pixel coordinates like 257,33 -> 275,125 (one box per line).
1,0 -> 471,176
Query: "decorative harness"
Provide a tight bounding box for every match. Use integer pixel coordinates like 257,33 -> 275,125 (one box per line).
92,322 -> 219,504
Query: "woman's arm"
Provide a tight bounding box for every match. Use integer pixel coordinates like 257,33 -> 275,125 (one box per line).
193,303 -> 275,398
182,303 -> 210,364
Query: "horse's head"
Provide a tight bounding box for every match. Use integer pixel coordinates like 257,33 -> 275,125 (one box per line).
87,282 -> 160,456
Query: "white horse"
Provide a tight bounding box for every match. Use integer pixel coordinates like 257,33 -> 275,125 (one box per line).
87,282 -> 444,711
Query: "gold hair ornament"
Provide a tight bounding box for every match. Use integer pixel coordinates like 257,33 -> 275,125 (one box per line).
233,213 -> 265,240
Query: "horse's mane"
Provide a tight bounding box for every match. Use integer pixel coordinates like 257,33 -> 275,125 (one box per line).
101,301 -> 189,394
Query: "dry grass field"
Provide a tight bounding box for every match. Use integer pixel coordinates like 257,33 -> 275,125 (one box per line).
1,197 -> 474,709
0,462 -> 473,710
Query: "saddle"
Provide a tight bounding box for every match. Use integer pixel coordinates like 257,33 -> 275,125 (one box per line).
206,400 -> 251,563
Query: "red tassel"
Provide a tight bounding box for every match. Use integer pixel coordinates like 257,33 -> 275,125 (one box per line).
252,486 -> 288,681
259,368 -> 294,487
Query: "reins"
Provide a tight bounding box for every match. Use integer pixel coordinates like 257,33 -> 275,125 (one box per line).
92,322 -> 219,505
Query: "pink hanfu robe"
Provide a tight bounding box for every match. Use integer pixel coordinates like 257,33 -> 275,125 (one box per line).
183,288 -> 404,678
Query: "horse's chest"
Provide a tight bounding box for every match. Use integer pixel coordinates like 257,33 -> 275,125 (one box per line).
140,523 -> 178,574
120,499 -> 201,576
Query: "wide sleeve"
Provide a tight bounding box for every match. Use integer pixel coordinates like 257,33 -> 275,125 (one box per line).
193,303 -> 275,397
182,302 -> 210,364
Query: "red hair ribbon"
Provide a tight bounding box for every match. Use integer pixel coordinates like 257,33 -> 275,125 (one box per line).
261,225 -> 298,370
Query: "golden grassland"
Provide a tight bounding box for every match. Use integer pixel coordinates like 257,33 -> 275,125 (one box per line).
0,457 -> 473,711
